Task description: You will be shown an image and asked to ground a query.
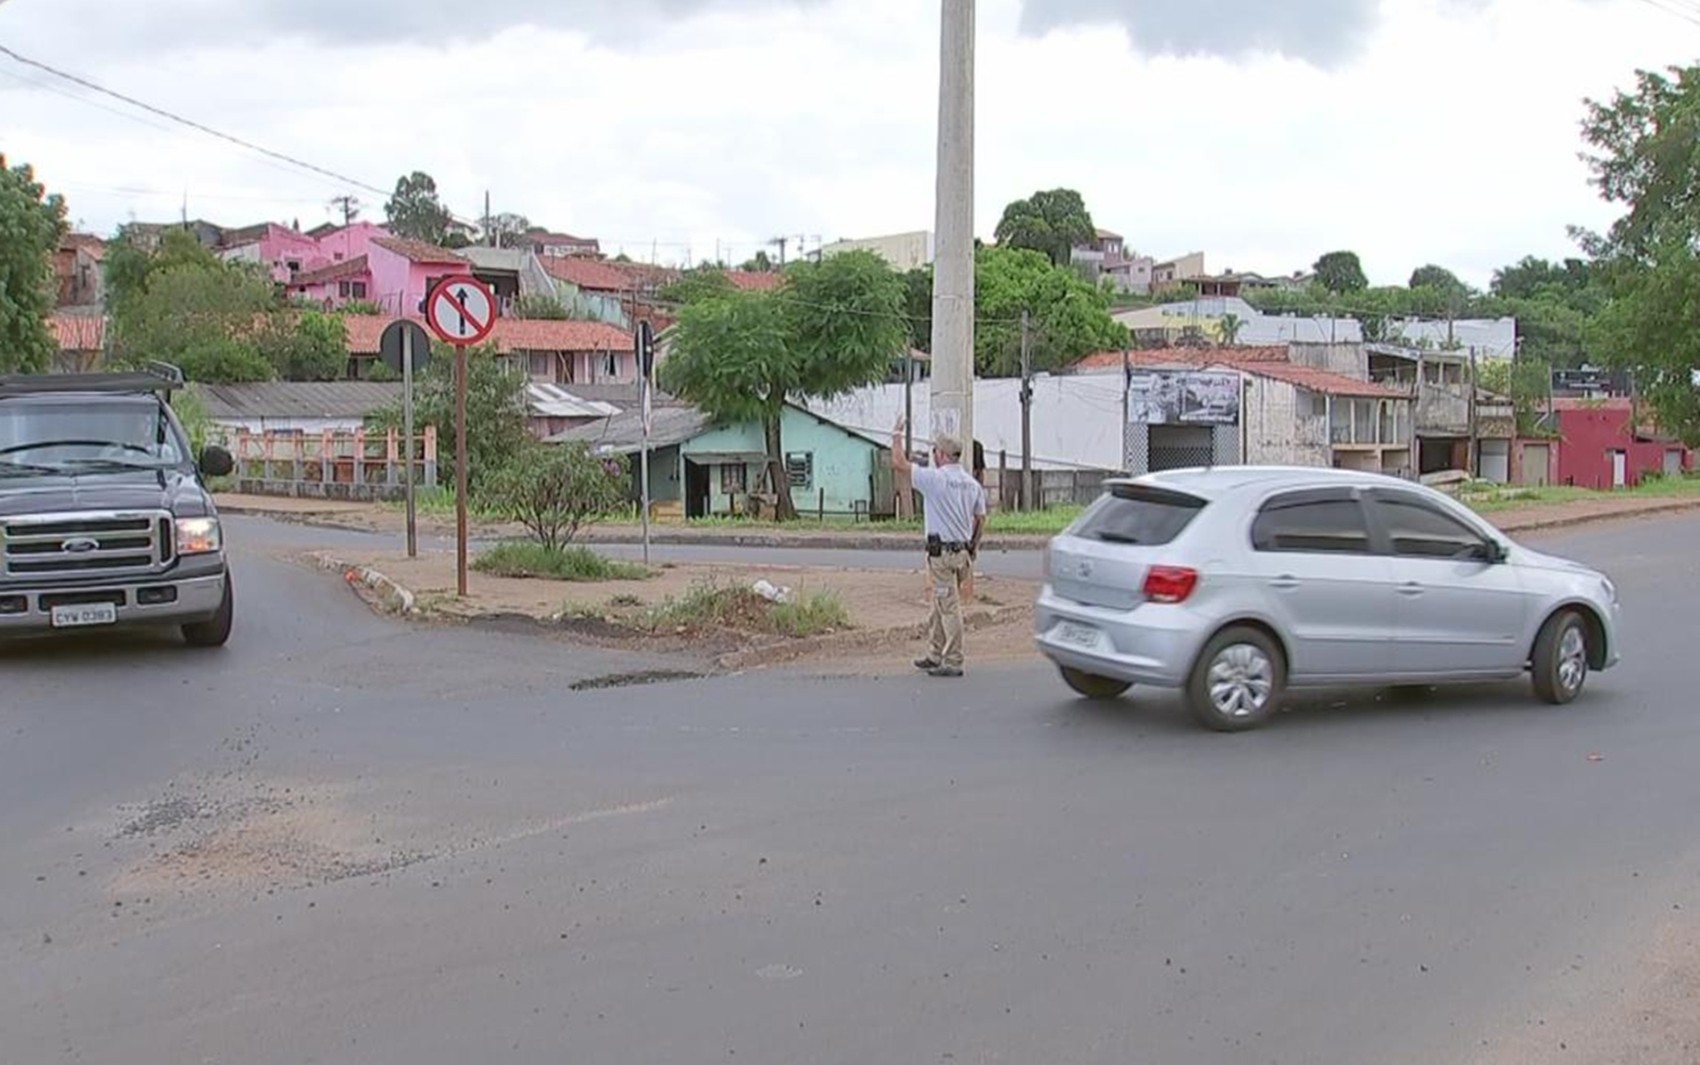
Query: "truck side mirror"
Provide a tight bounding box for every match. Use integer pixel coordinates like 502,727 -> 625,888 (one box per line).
199,445 -> 234,478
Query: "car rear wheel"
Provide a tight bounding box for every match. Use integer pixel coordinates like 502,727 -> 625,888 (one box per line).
1531,609 -> 1588,705
182,576 -> 234,648
1058,667 -> 1131,701
1187,626 -> 1284,732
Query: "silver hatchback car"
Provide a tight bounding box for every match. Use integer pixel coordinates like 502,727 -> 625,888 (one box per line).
1033,466 -> 1622,731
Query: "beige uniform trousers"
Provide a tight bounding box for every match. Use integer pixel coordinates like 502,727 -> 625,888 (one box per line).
926,549 -> 974,669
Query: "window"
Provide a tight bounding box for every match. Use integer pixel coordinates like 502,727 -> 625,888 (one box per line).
721,463 -> 748,494
1072,484 -> 1206,546
1369,496 -> 1488,559
1251,494 -> 1371,554
285,259 -> 301,275
785,452 -> 813,490
597,352 -> 620,379
337,280 -> 368,299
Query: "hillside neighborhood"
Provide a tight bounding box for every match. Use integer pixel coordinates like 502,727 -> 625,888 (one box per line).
23,187 -> 1694,520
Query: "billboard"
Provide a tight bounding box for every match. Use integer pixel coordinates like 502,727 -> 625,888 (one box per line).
1127,370 -> 1242,426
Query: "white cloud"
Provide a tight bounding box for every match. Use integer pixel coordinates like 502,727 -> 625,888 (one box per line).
0,0 -> 1690,285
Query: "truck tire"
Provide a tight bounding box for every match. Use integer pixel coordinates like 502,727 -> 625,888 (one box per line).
182,576 -> 234,648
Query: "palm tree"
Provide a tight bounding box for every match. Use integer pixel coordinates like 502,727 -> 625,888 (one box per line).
1219,312 -> 1246,346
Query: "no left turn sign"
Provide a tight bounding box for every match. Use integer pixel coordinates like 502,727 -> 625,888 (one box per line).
426,277 -> 498,346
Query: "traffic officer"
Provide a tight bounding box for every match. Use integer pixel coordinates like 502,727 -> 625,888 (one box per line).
891,417 -> 986,678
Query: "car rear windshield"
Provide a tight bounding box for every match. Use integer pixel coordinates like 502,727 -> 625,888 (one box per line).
1071,484 -> 1208,546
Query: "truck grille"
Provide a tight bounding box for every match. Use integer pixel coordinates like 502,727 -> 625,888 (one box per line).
2,511 -> 172,580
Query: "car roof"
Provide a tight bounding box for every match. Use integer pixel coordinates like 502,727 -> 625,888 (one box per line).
0,391 -> 162,406
1109,465 -> 1414,500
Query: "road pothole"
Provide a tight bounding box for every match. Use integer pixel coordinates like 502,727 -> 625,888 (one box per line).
569,669 -> 705,691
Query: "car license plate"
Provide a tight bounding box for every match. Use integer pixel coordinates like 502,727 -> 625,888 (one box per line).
1055,621 -> 1101,650
50,603 -> 118,628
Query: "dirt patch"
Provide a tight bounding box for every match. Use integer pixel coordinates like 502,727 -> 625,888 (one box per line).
1469,909 -> 1700,1065
109,780 -> 425,899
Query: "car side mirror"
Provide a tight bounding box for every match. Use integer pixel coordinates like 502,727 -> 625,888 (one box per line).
1474,539 -> 1507,564
199,445 -> 234,478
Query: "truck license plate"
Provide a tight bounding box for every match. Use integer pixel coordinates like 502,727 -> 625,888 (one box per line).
50,603 -> 118,628
1055,621 -> 1101,650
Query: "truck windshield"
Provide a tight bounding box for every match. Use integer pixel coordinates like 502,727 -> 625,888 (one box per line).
0,401 -> 186,471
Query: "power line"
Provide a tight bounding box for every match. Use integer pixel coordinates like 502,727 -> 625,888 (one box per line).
0,43 -> 491,231
0,43 -> 387,198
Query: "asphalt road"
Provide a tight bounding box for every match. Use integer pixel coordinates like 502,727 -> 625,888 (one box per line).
3,513 -> 1698,1064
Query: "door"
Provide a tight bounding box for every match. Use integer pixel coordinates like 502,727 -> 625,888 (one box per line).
684,459 -> 710,519
1611,449 -> 1627,488
1521,443 -> 1550,486
1478,439 -> 1510,484
1244,489 -> 1397,681
1365,490 -> 1532,677
1665,449 -> 1684,477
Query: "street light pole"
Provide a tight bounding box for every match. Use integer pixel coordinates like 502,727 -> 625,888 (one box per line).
929,0 -> 975,453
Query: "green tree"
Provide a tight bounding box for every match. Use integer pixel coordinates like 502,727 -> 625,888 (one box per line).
739,249 -> 775,272
659,249 -> 906,521
512,292 -> 572,319
993,188 -> 1095,267
476,442 -> 629,550
1408,264 -> 1470,305
1578,63 -> 1700,441
484,211 -> 531,248
367,345 -> 530,491
974,246 -> 1129,375
661,266 -> 737,307
902,267 -> 933,354
384,171 -> 453,245
0,155 -> 69,373
1313,250 -> 1368,293
1219,312 -> 1246,345
110,260 -> 278,382
260,310 -> 348,381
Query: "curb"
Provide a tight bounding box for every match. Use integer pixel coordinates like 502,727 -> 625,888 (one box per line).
310,554 -> 416,615
300,549 -> 1024,671
1489,497 -> 1700,535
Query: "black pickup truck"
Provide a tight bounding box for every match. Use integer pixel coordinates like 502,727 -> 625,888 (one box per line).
0,363 -> 237,646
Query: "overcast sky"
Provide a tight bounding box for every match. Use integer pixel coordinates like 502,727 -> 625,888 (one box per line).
1,0 -> 1693,286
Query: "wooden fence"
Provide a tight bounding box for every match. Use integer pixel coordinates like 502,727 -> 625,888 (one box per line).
216,427 -> 438,502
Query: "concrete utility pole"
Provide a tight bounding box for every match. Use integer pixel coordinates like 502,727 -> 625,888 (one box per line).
929,0 -> 975,455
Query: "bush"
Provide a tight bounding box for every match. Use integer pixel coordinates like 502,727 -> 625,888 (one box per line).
473,542 -> 649,581
641,578 -> 849,637
367,346 -> 530,491
476,442 -> 630,550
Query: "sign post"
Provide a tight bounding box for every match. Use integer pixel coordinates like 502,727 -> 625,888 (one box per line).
636,320 -> 656,566
379,318 -> 432,558
424,277 -> 498,597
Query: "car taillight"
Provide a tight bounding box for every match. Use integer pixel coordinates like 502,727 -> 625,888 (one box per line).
1142,565 -> 1198,604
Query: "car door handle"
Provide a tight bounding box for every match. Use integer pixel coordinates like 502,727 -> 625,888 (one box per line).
1270,575 -> 1300,590
1398,581 -> 1424,596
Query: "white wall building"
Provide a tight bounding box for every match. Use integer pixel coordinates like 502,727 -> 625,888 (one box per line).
819,230 -> 934,272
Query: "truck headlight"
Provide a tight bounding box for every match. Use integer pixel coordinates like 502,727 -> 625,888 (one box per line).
174,517 -> 222,555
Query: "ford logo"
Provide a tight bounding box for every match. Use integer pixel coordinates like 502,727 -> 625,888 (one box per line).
61,537 -> 100,554
1077,559 -> 1094,578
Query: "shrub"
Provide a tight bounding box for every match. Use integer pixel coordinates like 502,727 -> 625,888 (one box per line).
473,542 -> 649,582
476,442 -> 630,550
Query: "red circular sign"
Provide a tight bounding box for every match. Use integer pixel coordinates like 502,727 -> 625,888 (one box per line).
425,277 -> 498,346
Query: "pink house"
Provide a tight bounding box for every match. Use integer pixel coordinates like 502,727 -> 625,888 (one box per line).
284,228 -> 472,317
219,223 -> 323,282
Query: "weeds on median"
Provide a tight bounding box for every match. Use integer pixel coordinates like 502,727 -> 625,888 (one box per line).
473,542 -> 651,582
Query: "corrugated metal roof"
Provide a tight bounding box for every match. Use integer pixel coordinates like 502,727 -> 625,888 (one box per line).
192,381 -> 402,420
547,406 -> 713,453
526,383 -> 620,418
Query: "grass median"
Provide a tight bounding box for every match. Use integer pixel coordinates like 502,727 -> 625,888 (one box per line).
473,542 -> 651,582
